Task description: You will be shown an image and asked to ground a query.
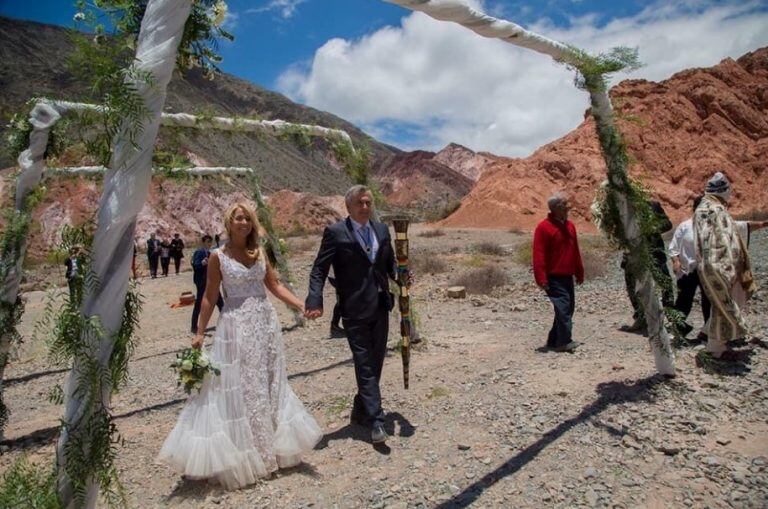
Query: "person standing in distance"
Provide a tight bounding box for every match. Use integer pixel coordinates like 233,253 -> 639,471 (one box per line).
305,185 -> 396,444
190,234 -> 223,334
147,232 -> 161,279
533,192 -> 584,352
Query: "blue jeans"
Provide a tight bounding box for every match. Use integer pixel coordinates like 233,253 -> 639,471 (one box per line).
546,275 -> 575,348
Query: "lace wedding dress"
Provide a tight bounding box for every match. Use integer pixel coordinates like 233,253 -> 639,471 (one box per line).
158,250 -> 322,489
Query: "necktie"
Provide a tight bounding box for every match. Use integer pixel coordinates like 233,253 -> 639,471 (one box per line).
361,225 -> 374,261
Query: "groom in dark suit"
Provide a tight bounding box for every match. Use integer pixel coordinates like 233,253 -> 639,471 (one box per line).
306,185 -> 396,444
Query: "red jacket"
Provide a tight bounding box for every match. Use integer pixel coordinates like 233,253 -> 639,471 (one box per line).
532,214 -> 584,287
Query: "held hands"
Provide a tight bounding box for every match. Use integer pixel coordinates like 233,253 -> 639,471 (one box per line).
305,308 -> 323,320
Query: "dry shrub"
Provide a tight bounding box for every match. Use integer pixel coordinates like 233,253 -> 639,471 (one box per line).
581,250 -> 609,279
419,229 -> 446,238
412,251 -> 448,274
453,265 -> 509,294
473,241 -> 506,256
513,238 -> 533,267
462,254 -> 487,268
425,200 -> 462,222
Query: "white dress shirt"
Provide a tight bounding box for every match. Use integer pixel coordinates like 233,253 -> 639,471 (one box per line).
668,219 -> 696,276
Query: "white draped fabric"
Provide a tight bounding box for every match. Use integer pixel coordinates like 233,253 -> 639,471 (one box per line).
386,0 -> 675,375
55,1 -> 195,507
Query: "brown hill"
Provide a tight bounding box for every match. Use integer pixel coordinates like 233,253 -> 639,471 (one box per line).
432,143 -> 498,182
0,169 -> 349,260
376,150 -> 474,212
0,16 -> 399,195
441,48 -> 768,230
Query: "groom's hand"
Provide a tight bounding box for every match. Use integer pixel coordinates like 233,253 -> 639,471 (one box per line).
305,308 -> 323,319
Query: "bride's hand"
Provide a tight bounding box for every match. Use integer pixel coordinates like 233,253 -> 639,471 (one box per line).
191,334 -> 204,350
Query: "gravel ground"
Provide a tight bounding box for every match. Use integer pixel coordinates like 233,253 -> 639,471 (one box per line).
1,225 -> 766,508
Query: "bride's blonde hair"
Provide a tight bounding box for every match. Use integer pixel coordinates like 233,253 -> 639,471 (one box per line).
224,202 -> 261,260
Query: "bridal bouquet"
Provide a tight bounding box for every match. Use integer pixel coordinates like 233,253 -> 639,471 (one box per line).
170,348 -> 221,394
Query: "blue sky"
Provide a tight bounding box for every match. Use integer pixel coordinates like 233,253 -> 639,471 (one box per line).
0,0 -> 654,88
2,1 -> 767,156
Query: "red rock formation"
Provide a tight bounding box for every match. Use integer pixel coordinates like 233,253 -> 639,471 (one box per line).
441,48 -> 768,231
266,190 -> 346,234
432,143 -> 498,182
0,171 -> 343,257
377,150 -> 474,208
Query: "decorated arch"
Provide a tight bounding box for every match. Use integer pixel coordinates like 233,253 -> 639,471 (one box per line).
1,0 -> 681,506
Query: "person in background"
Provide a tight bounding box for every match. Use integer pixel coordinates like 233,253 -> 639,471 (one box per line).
64,245 -> 83,303
619,200 -> 673,334
693,172 -> 758,359
160,238 -> 171,277
669,196 -> 710,342
532,192 -> 584,353
190,235 -> 223,334
132,238 -> 139,280
328,272 -> 345,338
147,232 -> 161,279
170,233 -> 185,275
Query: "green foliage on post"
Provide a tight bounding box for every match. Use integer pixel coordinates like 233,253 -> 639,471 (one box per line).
0,456 -> 61,509
5,104 -> 72,162
573,47 -> 681,346
34,223 -> 143,508
0,185 -> 46,434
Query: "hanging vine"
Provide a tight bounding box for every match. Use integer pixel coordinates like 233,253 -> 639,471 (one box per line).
32,223 -> 143,508
0,184 -> 47,436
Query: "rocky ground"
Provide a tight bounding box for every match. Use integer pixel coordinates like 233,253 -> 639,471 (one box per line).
1,225 -> 766,508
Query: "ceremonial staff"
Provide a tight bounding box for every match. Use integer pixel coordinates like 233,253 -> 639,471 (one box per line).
392,217 -> 412,389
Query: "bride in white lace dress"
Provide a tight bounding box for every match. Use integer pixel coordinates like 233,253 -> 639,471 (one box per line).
158,203 -> 322,489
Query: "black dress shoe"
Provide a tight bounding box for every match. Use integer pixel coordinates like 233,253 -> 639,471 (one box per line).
371,425 -> 388,444
329,325 -> 346,338
552,341 -> 580,352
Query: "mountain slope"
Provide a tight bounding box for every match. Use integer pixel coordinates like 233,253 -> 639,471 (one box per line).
0,16 -> 399,195
441,48 -> 768,230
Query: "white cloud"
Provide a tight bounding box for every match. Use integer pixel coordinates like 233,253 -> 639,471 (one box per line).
246,0 -> 306,19
277,1 -> 768,157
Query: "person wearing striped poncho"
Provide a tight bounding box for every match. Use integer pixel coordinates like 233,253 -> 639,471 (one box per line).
693,172 -> 756,359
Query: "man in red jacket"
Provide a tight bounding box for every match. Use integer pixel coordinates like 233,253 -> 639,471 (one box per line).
533,192 -> 584,352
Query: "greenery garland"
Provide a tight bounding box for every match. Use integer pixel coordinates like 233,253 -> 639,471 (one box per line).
33,223 -> 143,508
0,185 -> 47,435
571,48 -> 685,344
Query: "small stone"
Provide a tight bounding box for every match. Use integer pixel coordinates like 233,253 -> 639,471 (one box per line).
465,472 -> 476,479
585,488 -> 599,507
458,443 -> 471,451
584,467 -> 599,479
715,437 -> 731,446
621,435 -> 641,449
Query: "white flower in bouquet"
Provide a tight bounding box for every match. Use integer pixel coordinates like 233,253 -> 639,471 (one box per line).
199,355 -> 210,368
181,359 -> 193,371
73,12 -> 85,22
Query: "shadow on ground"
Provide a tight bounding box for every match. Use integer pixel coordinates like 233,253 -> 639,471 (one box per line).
434,375 -> 667,509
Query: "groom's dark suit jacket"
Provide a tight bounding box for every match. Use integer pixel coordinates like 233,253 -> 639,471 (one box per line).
306,217 -> 395,322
